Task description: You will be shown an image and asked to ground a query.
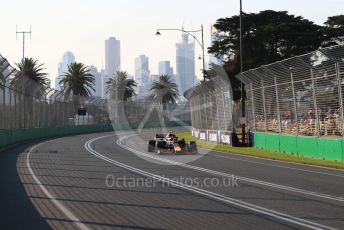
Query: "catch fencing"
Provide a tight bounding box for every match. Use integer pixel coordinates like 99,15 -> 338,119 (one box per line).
237,45 -> 344,138
0,54 -> 109,130
184,67 -> 235,144
107,99 -> 191,129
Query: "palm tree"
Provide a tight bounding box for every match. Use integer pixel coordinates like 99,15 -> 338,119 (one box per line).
59,62 -> 95,99
11,57 -> 49,98
106,71 -> 137,123
150,75 -> 179,110
106,71 -> 137,101
10,58 -> 48,128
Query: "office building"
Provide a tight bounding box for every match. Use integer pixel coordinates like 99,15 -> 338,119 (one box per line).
135,55 -> 150,97
55,51 -> 75,91
89,65 -> 102,97
105,37 -> 120,77
158,61 -> 173,76
176,33 -> 197,96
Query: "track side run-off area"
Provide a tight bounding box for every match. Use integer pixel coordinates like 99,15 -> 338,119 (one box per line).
6,129 -> 344,230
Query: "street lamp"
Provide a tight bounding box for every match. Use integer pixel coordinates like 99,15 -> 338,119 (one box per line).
240,0 -> 246,145
155,25 -> 206,82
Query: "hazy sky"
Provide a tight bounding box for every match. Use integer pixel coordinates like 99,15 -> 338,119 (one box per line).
0,0 -> 343,84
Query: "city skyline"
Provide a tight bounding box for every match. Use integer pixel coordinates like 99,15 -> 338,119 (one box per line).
55,51 -> 75,91
0,0 -> 342,84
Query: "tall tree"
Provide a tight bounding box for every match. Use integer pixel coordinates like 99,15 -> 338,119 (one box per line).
150,75 -> 179,110
59,62 -> 95,99
208,10 -> 344,101
323,15 -> 344,46
209,10 -> 324,71
11,57 -> 49,98
106,71 -> 137,101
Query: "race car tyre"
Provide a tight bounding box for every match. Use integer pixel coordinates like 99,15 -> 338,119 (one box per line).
148,140 -> 156,152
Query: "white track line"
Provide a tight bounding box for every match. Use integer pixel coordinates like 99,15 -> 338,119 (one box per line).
85,135 -> 336,230
117,133 -> 344,203
27,141 -> 90,230
205,151 -> 344,178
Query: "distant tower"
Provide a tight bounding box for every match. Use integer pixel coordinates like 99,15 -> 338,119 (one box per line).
158,61 -> 174,76
89,65 -> 102,97
55,51 -> 75,91
135,55 -> 150,97
176,33 -> 196,96
105,37 -> 121,77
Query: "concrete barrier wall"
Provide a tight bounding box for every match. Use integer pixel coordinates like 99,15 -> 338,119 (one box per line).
0,121 -> 192,151
0,124 -> 113,150
254,132 -> 344,162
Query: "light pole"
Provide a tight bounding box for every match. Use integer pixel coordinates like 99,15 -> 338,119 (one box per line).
239,0 -> 246,145
16,25 -> 32,60
155,25 -> 206,82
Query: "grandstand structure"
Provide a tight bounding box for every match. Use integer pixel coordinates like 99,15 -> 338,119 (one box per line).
237,45 -> 344,138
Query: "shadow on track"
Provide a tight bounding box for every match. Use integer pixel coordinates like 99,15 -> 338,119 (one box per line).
0,143 -> 51,230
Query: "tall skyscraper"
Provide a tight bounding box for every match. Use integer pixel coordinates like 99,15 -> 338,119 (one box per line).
158,61 -> 173,76
89,65 -> 102,97
135,55 -> 150,97
105,37 -> 120,77
55,51 -> 75,91
176,33 -> 196,96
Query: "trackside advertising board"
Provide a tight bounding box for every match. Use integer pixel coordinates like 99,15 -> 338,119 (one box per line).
207,131 -> 218,143
191,128 -> 232,146
220,132 -> 231,145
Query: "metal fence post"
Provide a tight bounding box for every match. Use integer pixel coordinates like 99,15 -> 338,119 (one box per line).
197,95 -> 201,129
222,91 -> 227,130
62,101 -> 65,126
310,68 -> 320,137
209,91 -> 213,130
261,80 -> 268,132
102,101 -> 105,124
250,83 -> 256,131
14,93 -> 17,128
22,95 -> 26,128
290,69 -> 299,135
205,93 -> 209,129
67,102 -> 70,126
2,85 -> 5,129
201,94 -> 205,129
43,96 -> 46,128
37,98 -> 41,128
28,95 -> 31,128
72,102 -> 75,126
57,100 -> 60,127
9,88 -> 12,129
274,77 -> 281,133
335,62 -> 344,136
215,90 -> 220,130
49,98 -> 53,127
32,97 -> 36,128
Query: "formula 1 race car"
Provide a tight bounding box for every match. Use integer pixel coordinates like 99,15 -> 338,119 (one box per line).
147,131 -> 198,155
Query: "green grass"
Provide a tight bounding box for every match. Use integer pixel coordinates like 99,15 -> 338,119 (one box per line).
177,131 -> 344,170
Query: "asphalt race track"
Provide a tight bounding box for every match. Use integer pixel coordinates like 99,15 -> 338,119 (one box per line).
1,128 -> 344,230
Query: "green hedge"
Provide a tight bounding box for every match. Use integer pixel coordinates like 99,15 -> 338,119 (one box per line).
254,132 -> 344,162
